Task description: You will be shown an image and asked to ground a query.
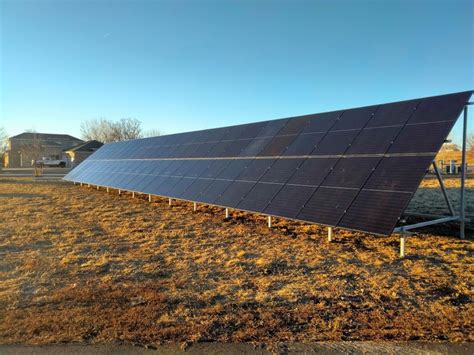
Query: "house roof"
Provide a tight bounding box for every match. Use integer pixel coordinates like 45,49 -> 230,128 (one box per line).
10,132 -> 82,141
64,140 -> 103,152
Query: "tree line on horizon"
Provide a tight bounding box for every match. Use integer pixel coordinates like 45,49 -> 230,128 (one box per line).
80,118 -> 161,143
1,122 -> 474,159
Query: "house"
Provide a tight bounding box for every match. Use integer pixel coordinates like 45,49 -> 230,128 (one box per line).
3,132 -> 83,168
435,148 -> 474,174
64,140 -> 103,167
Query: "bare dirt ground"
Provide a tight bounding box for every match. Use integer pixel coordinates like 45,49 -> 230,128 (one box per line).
0,177 -> 472,349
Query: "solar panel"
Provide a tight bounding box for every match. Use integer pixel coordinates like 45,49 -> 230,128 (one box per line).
65,91 -> 472,236
237,182 -> 282,213
298,187 -> 359,226
264,185 -> 316,218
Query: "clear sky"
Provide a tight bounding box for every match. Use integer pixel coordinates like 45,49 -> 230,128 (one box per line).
1,0 -> 473,144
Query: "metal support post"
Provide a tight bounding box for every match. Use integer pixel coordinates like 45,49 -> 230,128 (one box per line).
268,216 -> 272,228
193,202 -> 197,212
400,230 -> 406,258
460,105 -> 468,239
432,162 -> 455,216
328,227 -> 333,242
225,208 -> 229,219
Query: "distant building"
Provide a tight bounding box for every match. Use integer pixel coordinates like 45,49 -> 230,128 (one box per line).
64,140 -> 103,167
3,132 -> 83,168
435,143 -> 474,174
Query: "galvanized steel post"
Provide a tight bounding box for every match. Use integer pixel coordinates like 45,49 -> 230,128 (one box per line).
400,231 -> 406,258
460,105 -> 468,239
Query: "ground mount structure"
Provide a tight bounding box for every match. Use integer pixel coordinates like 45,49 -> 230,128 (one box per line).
64,91 -> 472,249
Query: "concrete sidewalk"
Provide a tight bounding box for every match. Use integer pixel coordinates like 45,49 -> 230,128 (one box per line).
1,342 -> 473,354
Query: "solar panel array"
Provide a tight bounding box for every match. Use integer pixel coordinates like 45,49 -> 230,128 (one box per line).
64,91 -> 472,235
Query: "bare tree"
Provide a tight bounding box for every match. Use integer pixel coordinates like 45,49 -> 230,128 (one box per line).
467,132 -> 474,150
113,118 -> 142,141
80,118 -> 143,143
0,127 -> 7,168
141,129 -> 162,138
18,132 -> 45,165
0,127 -> 7,154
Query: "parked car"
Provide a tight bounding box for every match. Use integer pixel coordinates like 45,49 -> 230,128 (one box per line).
34,157 -> 67,168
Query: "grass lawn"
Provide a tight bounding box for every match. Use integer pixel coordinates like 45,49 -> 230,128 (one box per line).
0,177 -> 472,346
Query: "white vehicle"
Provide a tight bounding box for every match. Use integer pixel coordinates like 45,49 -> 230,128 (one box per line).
34,157 -> 67,168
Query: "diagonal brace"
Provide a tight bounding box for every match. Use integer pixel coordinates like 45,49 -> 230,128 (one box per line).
432,161 -> 455,216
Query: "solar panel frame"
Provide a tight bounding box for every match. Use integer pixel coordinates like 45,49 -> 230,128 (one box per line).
65,91 -> 472,236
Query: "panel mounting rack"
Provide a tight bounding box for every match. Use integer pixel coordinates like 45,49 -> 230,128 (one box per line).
64,91 -> 473,257
394,101 -> 472,256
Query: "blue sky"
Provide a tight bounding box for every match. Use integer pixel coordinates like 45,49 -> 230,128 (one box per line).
1,0 -> 473,144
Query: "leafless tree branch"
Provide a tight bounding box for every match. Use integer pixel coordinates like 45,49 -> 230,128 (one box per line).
0,127 -> 7,154
467,133 -> 474,150
141,129 -> 162,138
80,118 -> 145,143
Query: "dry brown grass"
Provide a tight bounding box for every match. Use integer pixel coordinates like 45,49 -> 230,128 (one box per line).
409,176 -> 474,218
0,177 -> 473,347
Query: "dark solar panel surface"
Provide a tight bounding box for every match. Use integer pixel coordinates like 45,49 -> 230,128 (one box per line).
65,91 -> 472,236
